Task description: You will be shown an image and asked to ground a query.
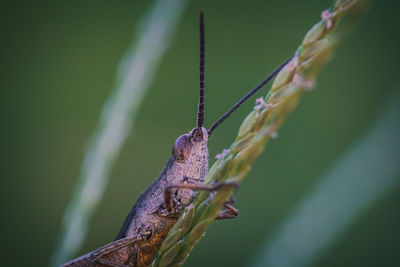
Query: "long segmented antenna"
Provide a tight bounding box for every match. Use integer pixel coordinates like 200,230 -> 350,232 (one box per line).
197,11 -> 205,128
207,56 -> 293,135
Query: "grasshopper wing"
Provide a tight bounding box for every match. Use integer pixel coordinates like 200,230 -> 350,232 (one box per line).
61,235 -> 143,267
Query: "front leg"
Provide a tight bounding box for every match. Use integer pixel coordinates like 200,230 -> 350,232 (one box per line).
164,181 -> 239,219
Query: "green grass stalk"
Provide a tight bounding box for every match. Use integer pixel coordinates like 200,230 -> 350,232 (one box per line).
151,0 -> 370,266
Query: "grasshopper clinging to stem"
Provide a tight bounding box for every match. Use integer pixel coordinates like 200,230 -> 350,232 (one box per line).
62,11 -> 291,267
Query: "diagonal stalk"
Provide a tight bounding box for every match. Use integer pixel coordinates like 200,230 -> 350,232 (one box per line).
151,0 -> 370,266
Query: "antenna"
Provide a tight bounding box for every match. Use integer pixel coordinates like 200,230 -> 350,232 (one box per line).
197,11 -> 205,128
207,56 -> 293,135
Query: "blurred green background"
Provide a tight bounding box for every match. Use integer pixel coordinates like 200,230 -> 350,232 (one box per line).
1,1 -> 399,266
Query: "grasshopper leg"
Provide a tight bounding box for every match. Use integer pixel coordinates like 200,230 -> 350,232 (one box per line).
164,181 -> 239,219
216,202 -> 239,220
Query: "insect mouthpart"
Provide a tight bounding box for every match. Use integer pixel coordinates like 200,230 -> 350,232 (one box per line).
191,127 -> 205,142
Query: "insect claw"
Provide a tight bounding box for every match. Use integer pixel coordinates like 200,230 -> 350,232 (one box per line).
216,203 -> 239,220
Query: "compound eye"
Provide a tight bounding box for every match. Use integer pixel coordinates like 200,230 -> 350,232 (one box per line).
172,134 -> 192,162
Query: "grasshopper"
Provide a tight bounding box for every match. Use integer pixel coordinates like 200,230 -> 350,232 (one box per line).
62,11 -> 291,267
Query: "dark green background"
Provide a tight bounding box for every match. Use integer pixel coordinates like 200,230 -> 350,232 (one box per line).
1,1 -> 399,266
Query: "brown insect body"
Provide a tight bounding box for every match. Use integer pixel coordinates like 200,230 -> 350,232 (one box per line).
62,128 -> 209,267
115,127 -> 209,264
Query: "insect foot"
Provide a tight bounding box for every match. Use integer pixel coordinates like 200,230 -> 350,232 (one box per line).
216,202 -> 239,220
